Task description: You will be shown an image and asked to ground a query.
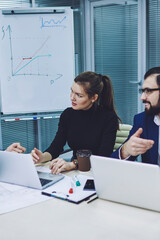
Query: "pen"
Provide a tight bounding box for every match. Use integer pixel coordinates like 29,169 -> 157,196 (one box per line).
73,175 -> 81,186
42,191 -> 68,200
51,193 -> 67,200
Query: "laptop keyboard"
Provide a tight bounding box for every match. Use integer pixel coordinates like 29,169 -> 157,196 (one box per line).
39,178 -> 52,186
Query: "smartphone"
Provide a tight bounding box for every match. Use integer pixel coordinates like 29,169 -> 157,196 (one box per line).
83,179 -> 95,191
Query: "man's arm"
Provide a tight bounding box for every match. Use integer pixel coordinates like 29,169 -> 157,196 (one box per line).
120,128 -> 154,159
111,128 -> 154,160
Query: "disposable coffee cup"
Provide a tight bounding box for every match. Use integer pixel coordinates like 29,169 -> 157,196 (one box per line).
76,150 -> 92,172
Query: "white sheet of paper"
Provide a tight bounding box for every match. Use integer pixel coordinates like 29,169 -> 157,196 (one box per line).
0,181 -> 48,215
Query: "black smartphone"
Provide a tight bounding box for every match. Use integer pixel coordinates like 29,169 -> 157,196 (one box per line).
83,179 -> 95,191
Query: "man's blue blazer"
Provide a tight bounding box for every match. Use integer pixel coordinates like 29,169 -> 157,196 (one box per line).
111,112 -> 159,165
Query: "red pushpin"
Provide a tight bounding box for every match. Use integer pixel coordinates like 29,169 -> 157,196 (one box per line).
69,188 -> 73,194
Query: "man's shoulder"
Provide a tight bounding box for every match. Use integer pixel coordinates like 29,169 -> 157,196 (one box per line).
134,111 -> 145,120
133,111 -> 154,125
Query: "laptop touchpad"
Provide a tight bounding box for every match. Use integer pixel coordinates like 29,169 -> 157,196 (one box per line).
38,171 -> 63,180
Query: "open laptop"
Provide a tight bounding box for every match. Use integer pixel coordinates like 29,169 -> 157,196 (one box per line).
0,151 -> 64,190
90,155 -> 160,212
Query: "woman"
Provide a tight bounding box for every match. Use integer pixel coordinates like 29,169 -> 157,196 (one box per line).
31,71 -> 120,174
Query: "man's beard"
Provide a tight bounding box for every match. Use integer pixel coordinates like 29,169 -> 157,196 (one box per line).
143,99 -> 160,116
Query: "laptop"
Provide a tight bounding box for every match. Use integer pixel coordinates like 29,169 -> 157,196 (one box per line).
90,155 -> 160,212
0,151 -> 64,190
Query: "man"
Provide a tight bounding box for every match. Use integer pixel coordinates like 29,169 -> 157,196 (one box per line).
5,143 -> 26,153
111,66 -> 160,165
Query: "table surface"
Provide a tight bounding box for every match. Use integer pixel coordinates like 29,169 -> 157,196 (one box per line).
0,169 -> 160,240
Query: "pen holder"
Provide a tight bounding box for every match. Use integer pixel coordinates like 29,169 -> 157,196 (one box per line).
76,150 -> 92,172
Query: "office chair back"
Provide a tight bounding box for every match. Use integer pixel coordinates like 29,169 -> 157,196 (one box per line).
113,124 -> 132,151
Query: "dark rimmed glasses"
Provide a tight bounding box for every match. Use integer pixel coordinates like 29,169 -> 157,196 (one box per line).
139,88 -> 160,96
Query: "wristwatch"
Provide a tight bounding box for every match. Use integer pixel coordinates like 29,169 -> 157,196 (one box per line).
73,159 -> 78,169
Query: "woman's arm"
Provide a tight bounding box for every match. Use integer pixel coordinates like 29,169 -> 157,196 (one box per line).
44,110 -> 68,159
31,148 -> 52,164
98,112 -> 118,157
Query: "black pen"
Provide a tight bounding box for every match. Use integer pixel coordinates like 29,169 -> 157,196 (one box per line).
87,196 -> 98,204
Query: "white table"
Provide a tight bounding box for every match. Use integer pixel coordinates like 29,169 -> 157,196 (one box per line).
0,170 -> 160,240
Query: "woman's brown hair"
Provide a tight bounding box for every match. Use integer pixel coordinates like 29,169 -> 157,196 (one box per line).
74,71 -> 121,124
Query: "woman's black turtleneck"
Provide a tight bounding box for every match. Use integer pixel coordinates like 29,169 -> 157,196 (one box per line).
45,105 -> 118,159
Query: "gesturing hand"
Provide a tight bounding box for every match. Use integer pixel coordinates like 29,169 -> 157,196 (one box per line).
121,128 -> 154,159
31,148 -> 45,164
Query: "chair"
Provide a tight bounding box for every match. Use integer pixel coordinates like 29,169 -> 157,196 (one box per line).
113,123 -> 132,151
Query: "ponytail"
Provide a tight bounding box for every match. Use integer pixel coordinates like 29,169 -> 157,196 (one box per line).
99,75 -> 121,124
99,75 -> 114,109
74,71 -> 121,124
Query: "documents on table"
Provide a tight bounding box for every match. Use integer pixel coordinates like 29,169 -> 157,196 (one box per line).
0,171 -> 96,215
0,181 -> 48,215
42,174 -> 96,204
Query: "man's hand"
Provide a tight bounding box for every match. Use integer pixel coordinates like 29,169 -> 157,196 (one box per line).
121,128 -> 154,159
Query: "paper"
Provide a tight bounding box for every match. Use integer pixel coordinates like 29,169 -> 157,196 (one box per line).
0,181 -> 48,215
42,174 -> 96,203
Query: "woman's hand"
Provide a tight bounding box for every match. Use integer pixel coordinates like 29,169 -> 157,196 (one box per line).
6,143 -> 26,153
31,148 -> 52,164
31,148 -> 44,164
49,158 -> 76,174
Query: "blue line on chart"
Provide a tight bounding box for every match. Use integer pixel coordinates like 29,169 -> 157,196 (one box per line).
13,54 -> 52,76
12,74 -> 49,77
41,25 -> 66,28
55,74 -> 63,80
50,74 -> 63,85
41,16 -> 67,28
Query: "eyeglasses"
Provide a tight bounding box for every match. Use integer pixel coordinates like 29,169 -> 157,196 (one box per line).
139,88 -> 160,95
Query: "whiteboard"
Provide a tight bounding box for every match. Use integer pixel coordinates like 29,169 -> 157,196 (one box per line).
0,7 -> 74,114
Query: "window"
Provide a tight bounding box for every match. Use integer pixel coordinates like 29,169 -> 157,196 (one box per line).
92,1 -> 138,124
147,0 -> 160,68
0,0 -> 31,8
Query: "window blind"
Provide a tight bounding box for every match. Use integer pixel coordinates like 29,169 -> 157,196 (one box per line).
147,0 -> 160,68
93,2 -> 138,124
0,0 -> 31,8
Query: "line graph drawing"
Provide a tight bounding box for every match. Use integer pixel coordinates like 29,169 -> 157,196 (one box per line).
6,25 -> 52,77
13,35 -> 51,75
0,8 -> 74,114
14,54 -> 52,76
41,16 -> 67,28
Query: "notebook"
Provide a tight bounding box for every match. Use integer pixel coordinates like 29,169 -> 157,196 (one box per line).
0,151 -> 64,189
90,155 -> 160,212
42,174 -> 96,204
